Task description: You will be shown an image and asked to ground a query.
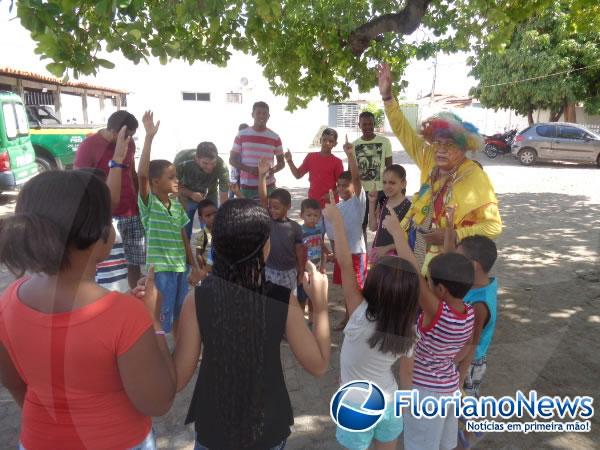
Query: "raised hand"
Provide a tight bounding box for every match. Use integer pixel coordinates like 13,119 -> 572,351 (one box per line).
142,110 -> 160,138
322,190 -> 342,223
302,260 -> 328,312
377,63 -> 393,99
284,149 -> 293,162
382,206 -> 403,237
342,134 -> 353,156
257,157 -> 271,177
368,190 -> 378,203
113,125 -> 130,163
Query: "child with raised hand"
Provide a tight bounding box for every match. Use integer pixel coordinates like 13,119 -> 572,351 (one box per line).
382,209 -> 475,450
0,171 -> 176,449
136,197 -> 331,449
367,164 -> 411,265
258,157 -> 304,292
324,135 -> 368,329
285,127 -> 344,208
137,110 -> 202,335
323,190 -> 418,450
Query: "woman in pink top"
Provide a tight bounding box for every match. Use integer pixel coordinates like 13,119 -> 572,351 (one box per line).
0,170 -> 176,449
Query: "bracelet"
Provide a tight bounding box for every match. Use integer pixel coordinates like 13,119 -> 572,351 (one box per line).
155,330 -> 166,336
381,95 -> 393,102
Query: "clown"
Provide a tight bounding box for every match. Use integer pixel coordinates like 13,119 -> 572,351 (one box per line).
378,63 -> 502,273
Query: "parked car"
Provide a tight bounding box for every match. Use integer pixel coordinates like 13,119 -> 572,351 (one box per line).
0,91 -> 39,193
26,105 -> 100,172
511,122 -> 600,166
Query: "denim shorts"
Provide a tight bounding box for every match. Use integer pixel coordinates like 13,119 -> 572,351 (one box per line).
336,402 -> 403,450
154,269 -> 190,333
19,428 -> 156,450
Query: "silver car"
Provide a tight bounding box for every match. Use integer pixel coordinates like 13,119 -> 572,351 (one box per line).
511,122 -> 600,166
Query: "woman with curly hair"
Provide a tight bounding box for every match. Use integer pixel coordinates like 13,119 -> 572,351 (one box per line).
140,198 -> 330,450
377,63 -> 502,273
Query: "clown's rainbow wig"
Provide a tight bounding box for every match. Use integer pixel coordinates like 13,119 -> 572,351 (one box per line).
421,112 -> 484,152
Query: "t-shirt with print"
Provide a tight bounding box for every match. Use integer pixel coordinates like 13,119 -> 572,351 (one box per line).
267,218 -> 303,271
231,127 -> 283,189
138,193 -> 189,272
96,219 -> 129,292
352,135 -> 393,192
74,132 -> 138,217
302,223 -> 323,266
324,188 -> 367,254
297,152 -> 344,208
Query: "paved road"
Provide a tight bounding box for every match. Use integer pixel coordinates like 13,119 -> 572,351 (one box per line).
1,150 -> 599,449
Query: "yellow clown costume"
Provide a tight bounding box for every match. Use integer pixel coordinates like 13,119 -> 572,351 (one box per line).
383,99 -> 502,273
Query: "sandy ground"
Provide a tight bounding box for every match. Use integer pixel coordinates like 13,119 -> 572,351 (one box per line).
0,145 -> 598,449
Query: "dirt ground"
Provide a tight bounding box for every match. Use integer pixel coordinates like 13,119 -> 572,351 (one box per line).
0,148 -> 598,449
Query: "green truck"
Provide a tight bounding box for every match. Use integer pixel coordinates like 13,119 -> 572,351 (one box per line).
0,91 -> 39,192
26,105 -> 101,172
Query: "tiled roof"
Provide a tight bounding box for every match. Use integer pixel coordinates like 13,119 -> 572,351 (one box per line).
0,67 -> 127,95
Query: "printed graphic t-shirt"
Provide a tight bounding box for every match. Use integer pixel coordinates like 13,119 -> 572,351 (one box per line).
302,223 -> 323,265
352,135 -> 393,192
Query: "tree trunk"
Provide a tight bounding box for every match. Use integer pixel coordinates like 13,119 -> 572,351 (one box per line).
550,104 -> 565,122
564,101 -> 577,123
527,110 -> 534,125
347,0 -> 432,56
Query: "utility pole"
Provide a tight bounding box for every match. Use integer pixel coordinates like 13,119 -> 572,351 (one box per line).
430,54 -> 438,105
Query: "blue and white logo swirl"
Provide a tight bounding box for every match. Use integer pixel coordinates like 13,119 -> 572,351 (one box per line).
330,380 -> 386,432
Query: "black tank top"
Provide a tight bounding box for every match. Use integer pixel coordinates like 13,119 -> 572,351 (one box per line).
185,276 -> 293,450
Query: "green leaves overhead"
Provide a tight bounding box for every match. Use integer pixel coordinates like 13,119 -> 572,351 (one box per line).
14,0 -> 600,110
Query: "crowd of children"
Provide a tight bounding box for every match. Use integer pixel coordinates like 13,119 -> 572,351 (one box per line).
0,92 -> 501,450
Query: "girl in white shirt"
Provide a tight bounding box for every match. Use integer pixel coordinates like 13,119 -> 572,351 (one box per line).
324,192 -> 419,450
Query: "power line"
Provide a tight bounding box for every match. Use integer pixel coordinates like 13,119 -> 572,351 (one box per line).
477,62 -> 600,89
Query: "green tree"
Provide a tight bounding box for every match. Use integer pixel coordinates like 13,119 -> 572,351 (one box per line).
469,4 -> 600,124
10,0 -> 600,110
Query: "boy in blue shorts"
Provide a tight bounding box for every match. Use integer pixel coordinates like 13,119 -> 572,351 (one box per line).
455,235 -> 498,447
137,111 -> 202,336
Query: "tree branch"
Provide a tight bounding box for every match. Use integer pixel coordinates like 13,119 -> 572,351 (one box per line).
347,0 -> 432,57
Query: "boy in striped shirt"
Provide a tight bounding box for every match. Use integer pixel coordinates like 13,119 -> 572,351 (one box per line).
229,101 -> 285,201
137,111 -> 202,335
383,213 -> 475,450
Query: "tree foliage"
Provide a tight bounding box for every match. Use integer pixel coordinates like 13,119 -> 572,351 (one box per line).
469,2 -> 600,122
11,0 -> 600,110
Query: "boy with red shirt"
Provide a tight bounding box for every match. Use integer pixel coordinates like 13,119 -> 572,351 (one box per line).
285,128 -> 344,208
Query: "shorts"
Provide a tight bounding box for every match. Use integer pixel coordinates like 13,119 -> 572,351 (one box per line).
336,402 -> 403,450
265,267 -> 297,294
154,269 -> 190,333
116,215 -> 146,265
403,386 -> 458,450
333,253 -> 367,288
463,356 -> 487,398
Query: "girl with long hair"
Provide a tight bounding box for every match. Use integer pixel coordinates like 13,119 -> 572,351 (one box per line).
324,190 -> 419,450
139,198 -> 331,450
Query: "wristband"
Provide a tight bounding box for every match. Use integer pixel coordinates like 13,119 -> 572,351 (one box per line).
381,95 -> 393,102
155,330 -> 166,336
108,159 -> 128,169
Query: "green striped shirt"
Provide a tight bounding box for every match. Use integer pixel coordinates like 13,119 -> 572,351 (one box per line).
138,193 -> 189,272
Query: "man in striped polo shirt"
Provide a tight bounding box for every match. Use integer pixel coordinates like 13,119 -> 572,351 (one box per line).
229,101 -> 285,200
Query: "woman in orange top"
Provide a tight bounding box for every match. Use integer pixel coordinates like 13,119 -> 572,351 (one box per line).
0,170 -> 175,450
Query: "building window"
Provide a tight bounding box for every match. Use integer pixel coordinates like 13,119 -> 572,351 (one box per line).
226,92 -> 242,104
328,103 -> 360,128
182,92 -> 211,101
